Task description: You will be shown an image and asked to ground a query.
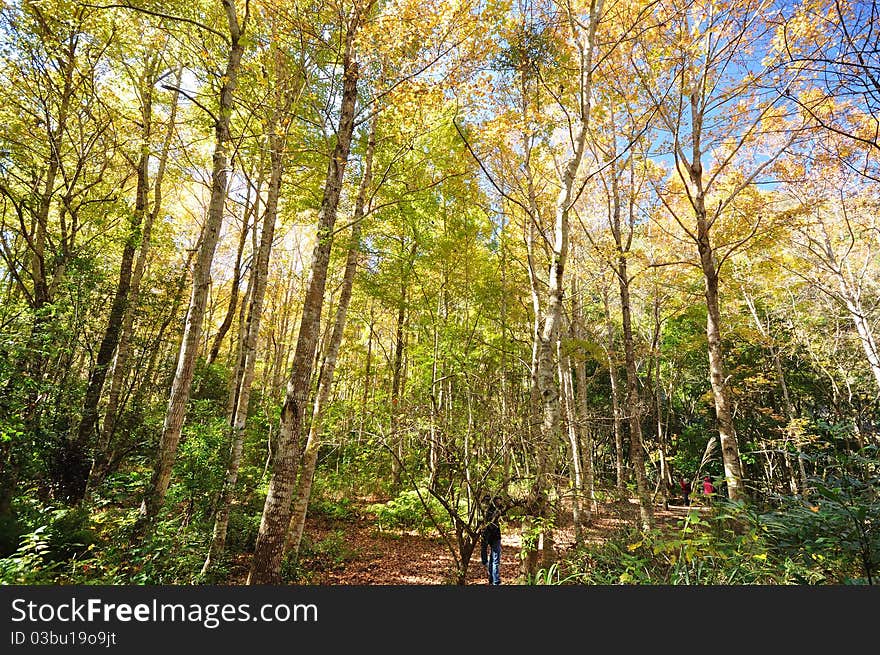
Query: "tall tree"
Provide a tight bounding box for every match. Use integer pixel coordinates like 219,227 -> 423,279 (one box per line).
247,0 -> 368,584
636,0 -> 801,501
285,119 -> 376,557
93,64 -> 184,487
0,2 -> 118,506
138,0 -> 249,528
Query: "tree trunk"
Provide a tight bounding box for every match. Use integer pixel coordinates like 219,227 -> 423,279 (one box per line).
94,66 -> 183,488
574,284 -> 595,519
605,148 -> 654,529
138,5 -> 247,528
617,254 -> 654,530
69,57 -> 161,504
389,248 -> 412,489
696,216 -> 745,501
247,30 -> 360,584
561,345 -> 584,544
202,116 -> 285,572
521,0 -> 602,581
285,121 -> 375,557
603,287 -> 626,495
0,32 -> 77,513
206,190 -> 255,367
741,288 -> 807,494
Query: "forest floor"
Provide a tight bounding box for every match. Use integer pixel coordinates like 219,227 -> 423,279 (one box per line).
230,496 -> 705,585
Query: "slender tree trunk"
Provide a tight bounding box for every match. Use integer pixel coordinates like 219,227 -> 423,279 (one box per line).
652,306 -> 671,506
741,288 -> 807,494
561,345 -> 583,544
99,66 -> 182,461
603,287 -> 626,494
696,217 -> 745,501
207,190 -> 256,367
285,122 -> 375,557
604,148 -> 653,529
359,301 -> 374,442
617,254 -> 654,530
428,293 -> 443,490
247,27 -> 360,584
202,120 -> 285,573
138,4 -> 247,528
574,284 -> 595,519
0,34 -> 77,513
841,289 -> 880,392
389,254 -> 411,489
69,58 -> 162,504
522,0 -> 602,581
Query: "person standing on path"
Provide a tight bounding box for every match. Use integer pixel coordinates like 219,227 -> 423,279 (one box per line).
702,475 -> 715,498
480,495 -> 504,585
679,477 -> 691,506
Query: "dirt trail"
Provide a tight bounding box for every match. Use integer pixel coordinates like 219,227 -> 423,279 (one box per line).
254,498 -> 698,585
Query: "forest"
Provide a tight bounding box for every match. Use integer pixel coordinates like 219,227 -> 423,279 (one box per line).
0,0 -> 878,587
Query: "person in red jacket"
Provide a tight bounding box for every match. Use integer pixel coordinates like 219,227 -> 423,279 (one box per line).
679,477 -> 691,505
702,475 -> 715,497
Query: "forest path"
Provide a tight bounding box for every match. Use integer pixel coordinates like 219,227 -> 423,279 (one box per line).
271,497 -> 702,585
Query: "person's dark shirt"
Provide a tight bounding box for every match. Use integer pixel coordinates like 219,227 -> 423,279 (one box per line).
482,499 -> 503,543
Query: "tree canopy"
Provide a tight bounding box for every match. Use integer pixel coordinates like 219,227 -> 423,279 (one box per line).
0,0 -> 877,586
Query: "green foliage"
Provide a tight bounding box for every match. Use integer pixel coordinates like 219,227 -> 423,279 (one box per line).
301,530 -> 357,570
760,450 -> 880,584
308,495 -> 357,522
321,438 -> 395,499
304,471 -> 359,522
43,506 -> 100,562
94,469 -> 151,507
224,510 -> 261,553
566,505 -> 786,585
166,401 -> 229,522
527,562 -> 580,586
367,488 -> 450,534
520,516 -> 554,556
0,526 -> 61,584
283,530 -> 359,583
0,505 -> 100,583
114,513 -> 211,585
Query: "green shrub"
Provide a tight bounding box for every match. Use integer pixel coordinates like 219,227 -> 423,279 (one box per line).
566,504 -> 786,585
118,514 -> 210,584
282,530 -> 358,583
308,496 -> 356,521
760,461 -> 880,585
0,526 -> 61,584
225,510 -> 261,553
367,488 -> 449,534
44,506 -> 99,562
169,406 -> 228,522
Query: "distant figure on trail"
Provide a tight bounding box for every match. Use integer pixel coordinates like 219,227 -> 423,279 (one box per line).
480,495 -> 505,585
679,477 -> 691,506
702,475 -> 715,497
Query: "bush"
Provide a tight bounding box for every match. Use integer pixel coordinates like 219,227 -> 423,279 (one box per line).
282,530 -> 358,583
566,504 -> 786,585
368,488 -> 449,534
225,510 -> 261,553
44,506 -> 99,562
0,526 -> 60,584
116,514 -> 211,584
760,460 -> 880,584
308,496 -> 356,522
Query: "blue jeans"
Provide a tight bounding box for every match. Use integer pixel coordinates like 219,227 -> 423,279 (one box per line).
482,539 -> 501,585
